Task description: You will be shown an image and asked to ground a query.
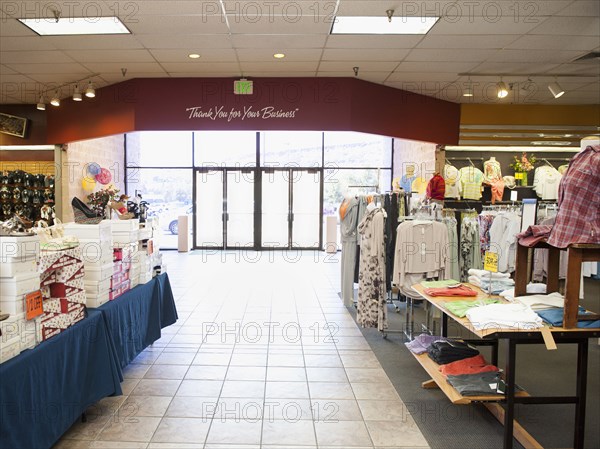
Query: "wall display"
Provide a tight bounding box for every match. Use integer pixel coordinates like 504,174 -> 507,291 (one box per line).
0,169 -> 55,223
0,112 -> 29,138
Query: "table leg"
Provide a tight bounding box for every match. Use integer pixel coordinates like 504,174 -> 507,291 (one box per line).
503,339 -> 517,449
441,313 -> 448,338
514,244 -> 528,296
546,247 -> 560,293
574,339 -> 589,449
491,340 -> 499,367
564,247 -> 583,328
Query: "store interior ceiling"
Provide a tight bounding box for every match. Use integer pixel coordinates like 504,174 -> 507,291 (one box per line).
0,0 -> 598,105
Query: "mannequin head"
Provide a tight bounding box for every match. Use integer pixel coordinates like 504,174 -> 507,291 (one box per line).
581,135 -> 600,149
406,164 -> 415,177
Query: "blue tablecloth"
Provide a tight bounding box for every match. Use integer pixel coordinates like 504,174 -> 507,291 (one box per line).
95,273 -> 178,368
0,309 -> 123,449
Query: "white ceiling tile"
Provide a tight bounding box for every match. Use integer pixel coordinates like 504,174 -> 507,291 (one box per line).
80,62 -> 167,73
231,34 -> 327,48
127,15 -> 229,34
405,49 -> 496,62
149,49 -> 237,62
322,48 -> 410,61
237,49 -> 323,62
529,16 -> 600,36
222,1 -> 333,16
0,64 -> 17,74
136,34 -> 233,49
317,61 -> 398,72
486,49 -> 587,63
326,35 -> 423,49
242,71 -> 317,77
0,36 -> 56,51
241,61 -> 320,72
228,15 -> 331,34
555,1 -> 600,17
417,34 -> 518,49
124,1 -> 218,16
29,73 -> 94,84
470,62 -> 562,74
64,49 -> 156,63
0,73 -> 36,84
386,72 -> 459,82
506,35 -> 600,51
394,61 -> 480,73
550,63 -> 600,76
99,73 -> 172,83
429,16 -> 541,35
0,50 -> 74,64
162,62 -> 241,73
169,72 -> 238,77
4,62 -> 91,74
45,35 -> 146,50
317,71 -> 389,80
0,19 -> 37,37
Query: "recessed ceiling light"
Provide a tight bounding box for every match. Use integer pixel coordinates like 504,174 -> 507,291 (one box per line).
188,53 -> 201,59
18,17 -> 130,35
331,16 -> 439,34
273,53 -> 285,59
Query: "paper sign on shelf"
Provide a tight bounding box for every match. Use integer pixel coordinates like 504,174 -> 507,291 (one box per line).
26,290 -> 43,320
510,190 -> 518,202
483,251 -> 499,273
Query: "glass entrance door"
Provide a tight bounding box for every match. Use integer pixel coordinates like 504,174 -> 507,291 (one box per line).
261,169 -> 289,248
195,168 -> 255,248
291,169 -> 321,248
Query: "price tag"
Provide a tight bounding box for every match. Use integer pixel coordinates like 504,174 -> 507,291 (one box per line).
510,190 -> 518,202
26,290 -> 43,320
483,251 -> 499,273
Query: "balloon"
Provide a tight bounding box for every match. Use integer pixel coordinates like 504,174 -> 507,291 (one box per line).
87,162 -> 101,176
82,176 -> 96,191
95,168 -> 112,185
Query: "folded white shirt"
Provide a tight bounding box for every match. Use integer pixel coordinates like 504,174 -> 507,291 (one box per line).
468,269 -> 511,280
466,303 -> 543,330
515,292 -> 564,311
468,276 -> 515,287
500,283 -> 547,302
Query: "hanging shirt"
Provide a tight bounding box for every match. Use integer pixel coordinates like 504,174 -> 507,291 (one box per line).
483,159 -> 502,184
488,212 -> 521,273
444,164 -> 460,199
411,177 -> 428,195
458,167 -> 484,200
533,166 -> 562,200
548,145 -> 600,248
426,174 -> 446,200
400,175 -> 415,193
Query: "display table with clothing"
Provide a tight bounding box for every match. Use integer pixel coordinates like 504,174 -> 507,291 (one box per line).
410,283 -> 599,449
0,309 -> 123,449
93,273 -> 178,368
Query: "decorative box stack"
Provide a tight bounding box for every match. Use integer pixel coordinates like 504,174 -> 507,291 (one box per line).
0,235 -> 42,363
39,247 -> 87,341
64,222 -> 113,307
111,219 -> 139,300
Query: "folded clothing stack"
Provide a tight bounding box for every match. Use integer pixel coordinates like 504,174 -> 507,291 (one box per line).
466,303 -> 543,330
405,334 -> 448,355
515,292 -> 564,311
499,283 -> 547,301
427,340 -> 479,365
444,298 -> 501,318
424,284 -> 478,297
537,306 -> 600,328
468,276 -> 515,295
447,372 -> 507,396
439,354 -> 499,376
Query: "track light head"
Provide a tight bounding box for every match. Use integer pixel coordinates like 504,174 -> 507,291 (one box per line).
548,81 -> 564,99
85,81 -> 95,98
496,81 -> 509,98
73,84 -> 82,101
36,95 -> 46,110
50,91 -> 60,107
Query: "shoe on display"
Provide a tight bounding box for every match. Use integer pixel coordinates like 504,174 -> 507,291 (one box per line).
109,201 -> 134,220
71,197 -> 104,224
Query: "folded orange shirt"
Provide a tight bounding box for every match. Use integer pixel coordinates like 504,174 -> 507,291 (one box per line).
439,354 -> 499,376
424,285 -> 478,297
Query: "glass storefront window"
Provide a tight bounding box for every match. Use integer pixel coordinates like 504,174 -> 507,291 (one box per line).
260,131 -> 322,167
126,168 -> 192,249
194,131 -> 257,167
324,131 -> 392,168
126,131 -> 192,167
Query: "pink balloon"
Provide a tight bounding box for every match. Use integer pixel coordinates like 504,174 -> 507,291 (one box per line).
95,168 -> 112,185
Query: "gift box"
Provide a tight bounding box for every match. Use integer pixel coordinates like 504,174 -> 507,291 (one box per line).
49,280 -> 84,298
86,291 -> 109,308
69,304 -> 86,325
111,219 -> 139,231
41,326 -> 62,342
39,247 -> 83,274
59,298 -> 82,314
63,221 -> 112,241
0,295 -> 25,315
0,256 -> 38,278
0,272 -> 40,297
43,298 -> 62,314
40,312 -> 72,330
113,261 -> 123,274
40,271 -> 56,287
0,235 -> 40,261
84,262 -> 113,281
78,239 -> 113,265
64,291 -> 86,305
1,313 -> 22,341
55,265 -> 85,283
85,278 -> 111,295
112,231 -> 139,244
0,335 -> 21,363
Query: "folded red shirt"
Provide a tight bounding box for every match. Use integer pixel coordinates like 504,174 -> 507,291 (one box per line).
424,285 -> 478,297
439,354 -> 499,376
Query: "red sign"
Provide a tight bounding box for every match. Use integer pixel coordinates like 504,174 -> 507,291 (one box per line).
26,290 -> 43,320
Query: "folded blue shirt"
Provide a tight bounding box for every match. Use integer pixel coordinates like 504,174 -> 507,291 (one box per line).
536,307 -> 600,328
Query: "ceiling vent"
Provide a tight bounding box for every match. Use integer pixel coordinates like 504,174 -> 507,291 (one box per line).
573,51 -> 600,62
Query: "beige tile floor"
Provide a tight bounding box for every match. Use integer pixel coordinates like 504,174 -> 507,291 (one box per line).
54,251 -> 429,449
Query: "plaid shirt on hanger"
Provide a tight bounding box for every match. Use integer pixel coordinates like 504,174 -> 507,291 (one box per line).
547,145 -> 600,248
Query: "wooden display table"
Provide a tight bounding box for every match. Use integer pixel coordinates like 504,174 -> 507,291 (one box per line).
514,241 -> 600,328
411,284 -> 600,449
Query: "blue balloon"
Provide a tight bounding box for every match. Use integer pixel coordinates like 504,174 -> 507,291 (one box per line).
87,162 -> 101,175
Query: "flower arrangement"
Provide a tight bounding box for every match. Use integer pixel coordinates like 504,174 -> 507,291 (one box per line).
87,186 -> 120,216
510,152 -> 537,173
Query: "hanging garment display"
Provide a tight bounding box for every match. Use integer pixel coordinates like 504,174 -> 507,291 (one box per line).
458,166 -> 484,200
443,164 -> 460,199
488,211 -> 521,273
340,197 -> 359,305
426,174 -> 446,200
400,174 -> 416,193
459,214 -> 481,282
483,158 -> 504,203
357,207 -> 387,331
547,144 -> 600,248
353,196 -> 369,283
383,193 -> 400,291
411,177 -> 428,196
533,165 -> 562,200
443,215 -> 460,282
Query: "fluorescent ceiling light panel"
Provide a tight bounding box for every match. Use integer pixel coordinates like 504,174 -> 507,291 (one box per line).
331,16 -> 439,34
18,17 -> 130,35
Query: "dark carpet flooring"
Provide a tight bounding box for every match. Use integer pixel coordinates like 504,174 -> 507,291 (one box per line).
348,278 -> 600,449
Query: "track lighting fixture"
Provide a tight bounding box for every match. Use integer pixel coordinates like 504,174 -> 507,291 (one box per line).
496,80 -> 509,99
463,77 -> 474,97
72,84 -> 82,101
36,95 -> 46,110
85,81 -> 95,98
50,91 -> 60,107
548,81 -> 564,99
